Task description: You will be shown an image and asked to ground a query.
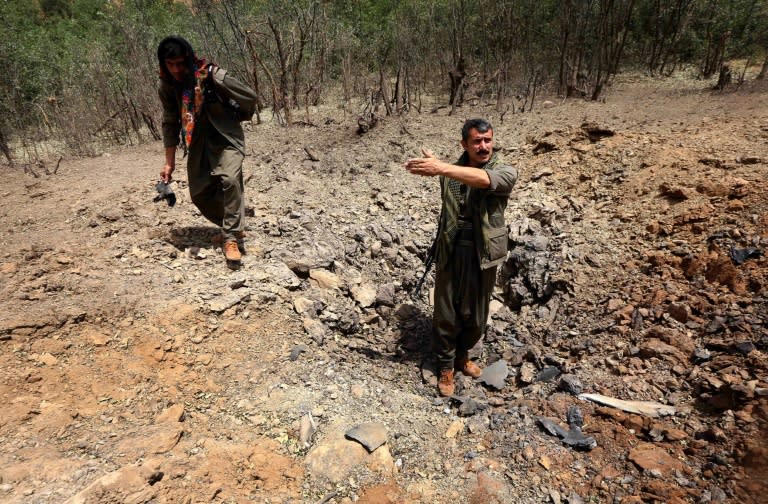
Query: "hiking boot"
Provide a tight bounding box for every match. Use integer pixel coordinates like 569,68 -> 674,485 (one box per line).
455,357 -> 482,378
437,369 -> 455,397
223,240 -> 241,262
212,231 -> 246,246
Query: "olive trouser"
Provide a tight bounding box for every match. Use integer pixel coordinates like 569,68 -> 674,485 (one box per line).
432,228 -> 497,371
186,122 -> 245,241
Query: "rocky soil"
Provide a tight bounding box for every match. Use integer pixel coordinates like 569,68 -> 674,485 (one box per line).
0,75 -> 766,504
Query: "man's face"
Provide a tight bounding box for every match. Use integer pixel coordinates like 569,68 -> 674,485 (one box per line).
460,127 -> 494,167
164,56 -> 187,82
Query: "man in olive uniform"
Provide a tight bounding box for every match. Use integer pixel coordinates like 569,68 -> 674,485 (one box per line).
405,119 -> 518,396
157,36 -> 258,264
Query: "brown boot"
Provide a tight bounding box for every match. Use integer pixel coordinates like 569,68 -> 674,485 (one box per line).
212,231 -> 245,246
223,240 -> 242,262
438,369 -> 455,397
455,357 -> 482,378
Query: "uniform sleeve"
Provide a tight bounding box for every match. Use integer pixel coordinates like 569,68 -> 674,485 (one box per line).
485,163 -> 518,196
211,67 -> 258,122
158,80 -> 180,148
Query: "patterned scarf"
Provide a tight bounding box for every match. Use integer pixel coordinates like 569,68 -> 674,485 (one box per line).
442,176 -> 465,246
181,60 -> 209,148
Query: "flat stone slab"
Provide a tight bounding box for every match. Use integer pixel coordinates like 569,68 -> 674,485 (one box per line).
64,462 -> 162,504
344,422 -> 387,453
252,261 -> 301,290
309,269 -> 341,289
628,443 -> 686,475
207,291 -> 250,313
479,360 -> 509,390
350,284 -> 377,307
306,427 -> 394,483
578,393 -> 676,418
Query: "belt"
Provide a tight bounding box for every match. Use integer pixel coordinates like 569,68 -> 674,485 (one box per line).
457,220 -> 473,229
456,224 -> 474,246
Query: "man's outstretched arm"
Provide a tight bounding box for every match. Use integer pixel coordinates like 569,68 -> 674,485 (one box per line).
404,149 -> 490,188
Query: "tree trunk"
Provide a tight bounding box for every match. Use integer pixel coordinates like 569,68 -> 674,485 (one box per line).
495,67 -> 505,112
715,64 -> 732,90
394,65 -> 403,114
757,55 -> 768,80
448,57 -> 465,106
246,31 -> 283,126
250,66 -> 263,125
379,68 -> 392,117
448,57 -> 466,115
291,5 -> 316,112
268,17 -> 292,125
0,129 -> 12,166
558,0 -> 572,96
590,0 -> 635,101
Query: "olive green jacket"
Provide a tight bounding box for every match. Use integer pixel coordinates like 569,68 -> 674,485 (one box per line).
158,67 -> 257,155
436,152 -> 518,270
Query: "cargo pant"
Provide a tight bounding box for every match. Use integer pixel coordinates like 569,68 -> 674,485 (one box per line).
432,227 -> 497,371
186,122 -> 245,241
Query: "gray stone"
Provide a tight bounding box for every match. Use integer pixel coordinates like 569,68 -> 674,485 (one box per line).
735,341 -> 756,354
558,374 -> 583,395
479,360 -> 509,390
535,366 -> 560,382
693,347 -> 711,362
421,362 -> 438,386
375,283 -> 396,307
345,422 -> 388,453
701,485 -> 728,504
458,398 -> 487,417
229,277 -> 247,289
303,318 -> 327,344
249,289 -> 277,306
537,416 -> 597,451
208,291 -> 251,313
253,261 -> 301,290
271,241 -> 337,275
336,307 -> 360,334
566,405 -> 584,428
289,344 -> 308,361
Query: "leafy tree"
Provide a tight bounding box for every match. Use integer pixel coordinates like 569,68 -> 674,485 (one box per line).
2,0 -> 766,165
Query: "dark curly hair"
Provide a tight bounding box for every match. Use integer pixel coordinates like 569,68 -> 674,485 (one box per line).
157,35 -> 197,87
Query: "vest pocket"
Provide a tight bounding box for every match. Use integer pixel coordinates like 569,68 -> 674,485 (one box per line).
485,226 -> 508,264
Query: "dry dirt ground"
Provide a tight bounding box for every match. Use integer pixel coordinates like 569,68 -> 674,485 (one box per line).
0,75 -> 767,504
